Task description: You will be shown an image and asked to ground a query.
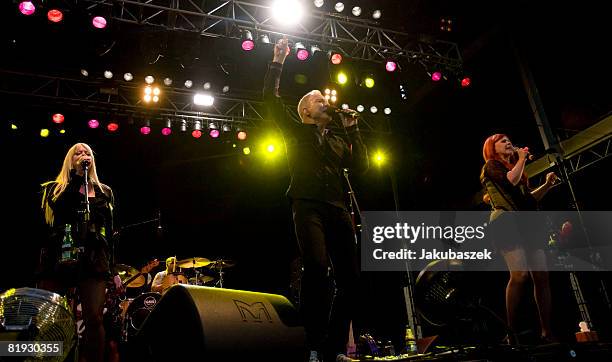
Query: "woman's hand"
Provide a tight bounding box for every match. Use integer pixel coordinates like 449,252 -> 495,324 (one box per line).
545,172 -> 558,186
273,37 -> 290,64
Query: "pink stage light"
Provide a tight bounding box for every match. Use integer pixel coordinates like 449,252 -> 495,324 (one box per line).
47,9 -> 63,23
237,131 -> 247,141
140,126 -> 151,135
92,16 -> 107,29
19,2 -> 36,16
192,130 -> 202,138
296,49 -> 310,61
161,127 -> 172,136
88,119 -> 100,129
461,77 -> 471,88
241,39 -> 255,51
431,71 -> 442,82
209,129 -> 220,138
331,53 -> 343,65
385,61 -> 397,72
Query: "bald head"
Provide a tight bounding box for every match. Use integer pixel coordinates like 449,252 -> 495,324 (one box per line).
297,90 -> 331,126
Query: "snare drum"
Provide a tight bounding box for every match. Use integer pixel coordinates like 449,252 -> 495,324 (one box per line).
124,292 -> 162,340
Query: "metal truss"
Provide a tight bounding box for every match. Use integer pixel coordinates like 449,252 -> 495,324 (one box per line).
0,69 -> 387,134
77,0 -> 463,70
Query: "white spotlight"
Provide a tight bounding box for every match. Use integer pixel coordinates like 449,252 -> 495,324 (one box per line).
222,85 -> 230,93
352,6 -> 361,16
163,77 -> 173,86
313,0 -> 324,8
341,103 -> 349,110
123,73 -> 133,81
272,0 -> 303,26
334,2 -> 344,12
356,105 -> 364,112
194,93 -> 215,106
184,80 -> 193,88
80,69 -> 89,77
384,107 -> 392,115
145,75 -> 154,84
203,82 -> 211,90
370,106 -> 378,114
104,70 -> 113,79
372,10 -> 382,19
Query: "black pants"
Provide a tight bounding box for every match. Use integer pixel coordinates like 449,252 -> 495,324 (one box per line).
292,199 -> 359,357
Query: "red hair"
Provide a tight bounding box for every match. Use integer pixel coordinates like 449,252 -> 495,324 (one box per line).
482,133 -> 528,184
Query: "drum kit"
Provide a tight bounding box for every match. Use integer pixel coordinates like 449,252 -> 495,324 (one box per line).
112,256 -> 235,341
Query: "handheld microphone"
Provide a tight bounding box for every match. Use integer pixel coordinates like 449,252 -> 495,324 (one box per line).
81,159 -> 91,168
513,146 -> 534,161
325,105 -> 359,119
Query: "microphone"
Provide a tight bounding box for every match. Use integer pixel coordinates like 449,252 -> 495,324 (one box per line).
325,105 -> 359,119
513,146 -> 534,160
81,159 -> 91,168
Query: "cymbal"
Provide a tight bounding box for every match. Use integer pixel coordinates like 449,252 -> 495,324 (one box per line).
115,263 -> 146,288
176,257 -> 211,268
208,260 -> 236,269
188,275 -> 216,285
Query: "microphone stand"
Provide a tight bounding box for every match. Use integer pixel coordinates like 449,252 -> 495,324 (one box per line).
78,164 -> 91,242
343,168 -> 362,245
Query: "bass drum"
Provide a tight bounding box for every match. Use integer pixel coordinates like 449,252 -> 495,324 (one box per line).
124,292 -> 162,340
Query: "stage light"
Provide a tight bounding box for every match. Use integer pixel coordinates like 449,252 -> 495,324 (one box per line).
104,70 -> 113,79
341,103 -> 349,110
40,129 -> 49,138
145,76 -> 155,84
431,71 -> 442,82
184,80 -> 193,88
334,2 -> 344,12
47,9 -> 63,23
203,82 -> 211,90
384,107 -> 391,115
123,73 -> 133,81
310,45 -> 321,55
314,0 -> 324,7
222,85 -> 230,93
370,106 -> 378,114
222,124 -> 231,132
80,69 -> 89,77
208,122 -> 217,130
59,129 -> 66,134
373,150 -> 387,166
267,144 -> 276,153
330,52 -> 343,65
352,7 -> 361,16
241,30 -> 255,51
209,129 -> 220,138
272,0 -> 303,26
192,121 -> 202,138
140,120 -> 151,135
363,75 -> 375,88
92,16 -> 107,29
385,60 -> 397,72
295,42 -> 310,61
163,77 -> 173,86
356,105 -> 364,112
180,120 -> 187,132
161,120 -> 172,136
294,74 -> 308,84
11,123 -> 18,130
52,113 -> 64,124
243,147 -> 251,155
107,122 -> 119,132
330,96 -> 337,103
461,76 -> 471,88
237,130 -> 248,140
372,10 -> 382,19
337,72 -> 348,85
19,2 -> 35,16
260,34 -> 270,44
88,119 -> 100,129
194,93 -> 214,106
144,86 -> 160,103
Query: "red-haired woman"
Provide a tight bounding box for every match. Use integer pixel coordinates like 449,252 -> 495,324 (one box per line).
480,134 -> 558,344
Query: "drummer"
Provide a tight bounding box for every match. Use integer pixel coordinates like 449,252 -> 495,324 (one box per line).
151,256 -> 178,293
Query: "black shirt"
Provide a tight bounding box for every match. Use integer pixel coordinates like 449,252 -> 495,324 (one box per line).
263,62 -> 369,209
480,159 -> 537,211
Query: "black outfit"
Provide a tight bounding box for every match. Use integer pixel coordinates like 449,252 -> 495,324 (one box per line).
263,62 -> 369,358
39,171 -> 115,362
480,159 -> 546,251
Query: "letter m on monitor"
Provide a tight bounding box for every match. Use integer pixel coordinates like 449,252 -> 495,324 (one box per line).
233,300 -> 273,323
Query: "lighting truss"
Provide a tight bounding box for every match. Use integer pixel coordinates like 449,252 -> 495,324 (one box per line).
77,0 -> 463,70
0,69 -> 389,135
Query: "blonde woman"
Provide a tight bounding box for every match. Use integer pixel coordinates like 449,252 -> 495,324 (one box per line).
39,142 -> 116,362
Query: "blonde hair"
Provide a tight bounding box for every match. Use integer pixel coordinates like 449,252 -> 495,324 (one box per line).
166,256 -> 177,272
41,143 -> 104,226
297,90 -> 322,122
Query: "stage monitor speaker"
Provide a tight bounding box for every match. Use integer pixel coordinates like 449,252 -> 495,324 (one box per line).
134,284 -> 305,361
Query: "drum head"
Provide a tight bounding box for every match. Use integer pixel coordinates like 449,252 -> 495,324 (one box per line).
126,292 -> 161,331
